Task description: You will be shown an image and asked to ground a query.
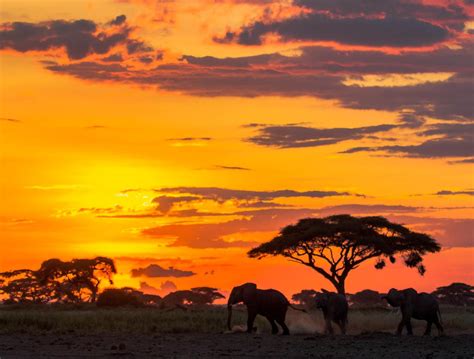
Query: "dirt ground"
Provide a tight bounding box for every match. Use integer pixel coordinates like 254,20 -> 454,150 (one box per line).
1,333 -> 473,358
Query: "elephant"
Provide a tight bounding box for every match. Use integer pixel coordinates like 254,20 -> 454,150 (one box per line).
382,288 -> 444,336
314,289 -> 348,334
227,283 -> 306,335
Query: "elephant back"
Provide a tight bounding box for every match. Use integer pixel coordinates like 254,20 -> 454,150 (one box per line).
412,293 -> 439,319
257,289 -> 289,311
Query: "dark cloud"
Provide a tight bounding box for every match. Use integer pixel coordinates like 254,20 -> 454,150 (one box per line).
388,215 -> 474,248
295,0 -> 469,30
43,43 -> 474,123
138,281 -> 160,295
318,204 -> 420,215
213,165 -> 251,171
152,195 -> 201,213
77,205 -> 123,214
142,205 -> 474,248
449,158 -> 474,164
183,44 -> 474,75
246,123 -> 396,148
142,208 -> 316,248
217,13 -> 450,47
157,186 -> 364,200
0,16 -> 131,59
110,15 -> 127,26
84,125 -> 107,129
343,122 -> 474,159
167,137 -> 213,141
116,256 -> 193,265
126,39 -> 152,54
101,53 -> 123,62
131,264 -> 196,278
435,190 -> 474,196
0,117 -> 20,123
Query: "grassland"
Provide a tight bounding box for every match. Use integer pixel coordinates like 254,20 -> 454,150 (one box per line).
1,306 -> 473,358
0,305 -> 472,335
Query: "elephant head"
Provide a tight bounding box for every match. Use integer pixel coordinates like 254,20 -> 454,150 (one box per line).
314,289 -> 330,309
382,288 -> 418,308
227,283 -> 257,330
382,288 -> 404,307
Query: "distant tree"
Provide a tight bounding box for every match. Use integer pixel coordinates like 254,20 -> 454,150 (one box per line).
349,289 -> 382,307
36,257 -> 116,303
97,287 -> 150,307
291,289 -> 318,308
432,282 -> 474,306
161,287 -> 225,308
0,269 -> 52,304
248,215 -> 441,294
0,257 -> 116,304
190,287 -> 225,305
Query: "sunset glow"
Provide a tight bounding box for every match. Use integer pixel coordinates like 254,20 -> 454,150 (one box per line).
1,0 -> 473,300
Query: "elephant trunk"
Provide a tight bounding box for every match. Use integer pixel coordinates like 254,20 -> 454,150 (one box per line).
227,304 -> 233,331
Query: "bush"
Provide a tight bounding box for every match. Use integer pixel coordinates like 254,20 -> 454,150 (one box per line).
97,288 -> 143,308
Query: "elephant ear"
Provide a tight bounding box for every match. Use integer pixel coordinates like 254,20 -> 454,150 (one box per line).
241,283 -> 257,304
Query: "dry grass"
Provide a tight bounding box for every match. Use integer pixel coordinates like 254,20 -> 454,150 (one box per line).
0,305 -> 472,335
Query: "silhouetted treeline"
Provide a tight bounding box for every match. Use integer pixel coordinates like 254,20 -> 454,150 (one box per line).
292,284 -> 474,308
97,286 -> 225,308
0,257 -> 116,304
0,257 -> 224,308
1,256 -> 472,308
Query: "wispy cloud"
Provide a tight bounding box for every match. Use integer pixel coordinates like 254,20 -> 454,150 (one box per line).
131,264 -> 196,278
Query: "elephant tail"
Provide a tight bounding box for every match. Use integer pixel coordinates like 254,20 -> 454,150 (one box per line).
288,303 -> 307,313
437,307 -> 443,326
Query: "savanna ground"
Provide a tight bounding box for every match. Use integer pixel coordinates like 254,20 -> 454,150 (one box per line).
0,306 -> 473,358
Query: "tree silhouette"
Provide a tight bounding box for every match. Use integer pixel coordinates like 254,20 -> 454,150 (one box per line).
248,215 -> 441,294
349,289 -> 383,307
36,256 -> 116,303
0,257 -> 116,304
0,269 -> 52,304
96,287 -> 162,307
161,287 -> 225,308
432,282 -> 474,306
291,289 -> 318,308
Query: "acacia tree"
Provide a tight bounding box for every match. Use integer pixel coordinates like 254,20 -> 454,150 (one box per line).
0,269 -> 53,304
291,289 -> 318,307
432,282 -> 474,306
350,289 -> 383,307
36,256 -> 116,303
248,215 -> 441,294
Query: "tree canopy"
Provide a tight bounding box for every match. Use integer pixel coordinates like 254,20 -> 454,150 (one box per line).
248,215 -> 441,294
291,289 -> 318,308
349,289 -> 384,307
161,287 -> 225,308
0,257 -> 116,304
432,282 -> 474,306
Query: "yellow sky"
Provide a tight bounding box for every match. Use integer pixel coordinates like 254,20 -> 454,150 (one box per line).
0,0 -> 473,297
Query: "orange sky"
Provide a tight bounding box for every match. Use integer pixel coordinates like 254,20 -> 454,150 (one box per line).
0,0 -> 473,298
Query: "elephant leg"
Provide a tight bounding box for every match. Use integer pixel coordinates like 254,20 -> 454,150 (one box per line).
247,311 -> 257,333
424,321 -> 432,336
267,317 -> 278,335
325,318 -> 334,335
276,318 -> 290,335
405,319 -> 413,335
396,319 -> 405,335
434,316 -> 444,336
337,320 -> 346,335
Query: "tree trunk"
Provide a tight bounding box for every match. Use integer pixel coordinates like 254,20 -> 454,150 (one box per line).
334,280 -> 345,295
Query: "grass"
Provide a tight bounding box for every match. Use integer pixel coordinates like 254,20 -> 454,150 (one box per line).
0,305 -> 472,335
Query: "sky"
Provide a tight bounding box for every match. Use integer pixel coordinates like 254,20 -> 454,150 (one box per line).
0,0 -> 473,299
